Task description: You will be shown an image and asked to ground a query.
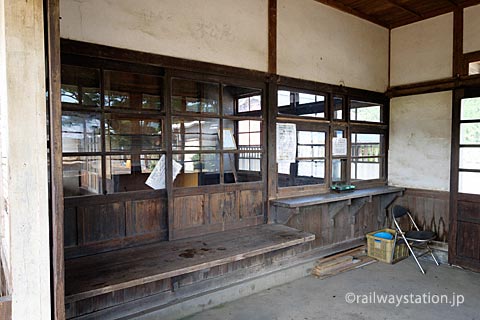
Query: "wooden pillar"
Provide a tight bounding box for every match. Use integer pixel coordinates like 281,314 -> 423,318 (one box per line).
45,0 -> 65,318
453,7 -> 463,77
1,0 -> 52,318
268,0 -> 277,74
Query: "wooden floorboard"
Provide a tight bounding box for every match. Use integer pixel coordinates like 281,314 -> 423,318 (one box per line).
65,224 -> 315,303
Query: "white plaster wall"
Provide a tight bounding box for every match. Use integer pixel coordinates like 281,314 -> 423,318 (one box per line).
277,0 -> 389,92
464,4 -> 480,54
0,0 -> 11,290
389,92 -> 452,191
391,14 -> 453,86
60,0 -> 268,72
3,0 -> 51,318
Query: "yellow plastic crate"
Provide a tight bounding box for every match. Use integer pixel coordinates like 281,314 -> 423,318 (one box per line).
366,228 -> 409,264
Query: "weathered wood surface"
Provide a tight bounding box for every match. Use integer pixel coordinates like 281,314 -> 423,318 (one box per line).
271,186 -> 404,208
391,188 -> 449,242
65,224 -> 314,303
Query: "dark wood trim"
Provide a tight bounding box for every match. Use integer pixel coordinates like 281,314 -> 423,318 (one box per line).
165,70 -> 174,241
313,0 -> 389,28
277,75 -> 387,103
45,0 -> 65,319
383,0 -> 422,18
449,88 -> 463,265
387,75 -> 480,97
64,231 -> 168,260
453,7 -> 464,77
61,39 -> 268,82
64,190 -> 167,207
388,29 -> 391,88
463,50 -> 480,75
403,188 -> 450,201
267,76 -> 278,204
387,1 -> 480,29
268,0 -> 277,74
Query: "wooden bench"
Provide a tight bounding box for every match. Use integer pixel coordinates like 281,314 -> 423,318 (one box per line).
65,224 -> 315,309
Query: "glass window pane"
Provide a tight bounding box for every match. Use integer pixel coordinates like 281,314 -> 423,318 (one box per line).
224,152 -> 262,183
172,118 -> 220,151
61,65 -> 100,107
350,100 -> 382,123
460,123 -> 480,144
459,147 -> 480,170
278,160 -> 325,187
351,133 -> 382,157
105,116 -> 163,152
468,61 -> 480,76
63,156 -> 102,197
332,159 -> 347,183
277,90 -> 291,107
351,158 -> 380,180
459,171 -> 480,195
62,112 -> 102,153
104,71 -> 163,110
223,86 -> 262,116
461,98 -> 480,120
278,90 -> 326,118
172,79 -> 219,114
173,154 -> 220,186
333,96 -> 343,120
105,154 -> 163,193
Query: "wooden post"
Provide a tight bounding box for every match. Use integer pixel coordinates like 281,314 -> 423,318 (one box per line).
453,7 -> 464,77
268,0 -> 277,74
45,0 -> 66,318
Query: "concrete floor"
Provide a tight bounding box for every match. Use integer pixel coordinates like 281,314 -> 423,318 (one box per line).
183,259 -> 480,320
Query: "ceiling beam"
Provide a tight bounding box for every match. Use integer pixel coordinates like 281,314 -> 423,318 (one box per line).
445,0 -> 459,7
313,0 -> 390,28
383,0 -> 422,18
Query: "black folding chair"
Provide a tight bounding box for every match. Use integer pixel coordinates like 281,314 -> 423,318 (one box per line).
392,205 -> 439,274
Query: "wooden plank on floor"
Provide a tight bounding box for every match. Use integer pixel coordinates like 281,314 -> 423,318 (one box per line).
65,224 -> 314,303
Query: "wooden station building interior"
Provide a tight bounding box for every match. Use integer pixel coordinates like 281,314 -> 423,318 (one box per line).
1,0 -> 480,319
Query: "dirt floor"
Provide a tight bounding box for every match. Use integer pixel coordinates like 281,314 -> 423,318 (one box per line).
182,259 -> 480,320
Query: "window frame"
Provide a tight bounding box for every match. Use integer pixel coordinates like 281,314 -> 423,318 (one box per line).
275,81 -> 388,197
61,59 -> 167,198
170,72 -> 266,188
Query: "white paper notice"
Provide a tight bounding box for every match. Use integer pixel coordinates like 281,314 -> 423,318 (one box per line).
223,129 -> 237,150
332,137 -> 347,156
276,123 -> 297,163
145,155 -> 183,189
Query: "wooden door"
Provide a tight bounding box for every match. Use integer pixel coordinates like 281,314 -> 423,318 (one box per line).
450,88 -> 480,271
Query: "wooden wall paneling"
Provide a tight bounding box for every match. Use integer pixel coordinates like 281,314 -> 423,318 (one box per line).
458,200 -> 480,222
223,191 -> 239,224
392,189 -> 450,242
64,206 -> 78,248
80,202 -> 126,244
208,192 -> 225,226
173,195 -> 205,231
239,189 -> 263,220
125,198 -> 168,237
457,222 -> 480,261
65,279 -> 172,319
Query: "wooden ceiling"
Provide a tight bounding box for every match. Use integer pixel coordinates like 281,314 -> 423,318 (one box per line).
315,0 -> 480,29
